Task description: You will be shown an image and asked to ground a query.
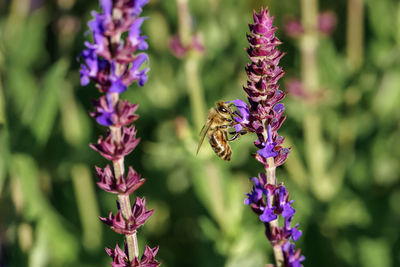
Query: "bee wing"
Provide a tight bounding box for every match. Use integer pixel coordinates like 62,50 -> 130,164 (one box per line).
196,119 -> 213,155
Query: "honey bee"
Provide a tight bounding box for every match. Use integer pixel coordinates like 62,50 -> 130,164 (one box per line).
196,101 -> 244,161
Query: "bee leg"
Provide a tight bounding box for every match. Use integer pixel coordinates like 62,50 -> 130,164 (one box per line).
227,133 -> 240,141
229,130 -> 247,136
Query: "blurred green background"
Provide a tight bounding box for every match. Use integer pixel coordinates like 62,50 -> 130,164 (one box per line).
1,0 -> 400,266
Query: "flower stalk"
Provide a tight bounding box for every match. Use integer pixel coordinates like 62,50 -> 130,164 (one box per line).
79,0 -> 160,265
229,8 -> 305,267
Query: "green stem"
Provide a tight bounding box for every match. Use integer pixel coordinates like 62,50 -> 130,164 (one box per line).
266,157 -> 284,267
111,125 -> 139,261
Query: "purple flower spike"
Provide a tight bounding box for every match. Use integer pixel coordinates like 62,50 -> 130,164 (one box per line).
230,7 -> 304,266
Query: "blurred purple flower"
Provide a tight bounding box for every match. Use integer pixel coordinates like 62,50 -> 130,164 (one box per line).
169,33 -> 205,58
284,10 -> 337,39
318,11 -> 337,36
284,19 -> 304,38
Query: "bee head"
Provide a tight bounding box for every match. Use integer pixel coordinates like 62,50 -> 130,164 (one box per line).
216,101 -> 232,117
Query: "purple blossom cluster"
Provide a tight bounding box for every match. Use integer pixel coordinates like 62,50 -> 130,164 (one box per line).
80,0 -> 159,266
245,174 -> 304,266
229,8 -> 304,267
230,8 -> 289,169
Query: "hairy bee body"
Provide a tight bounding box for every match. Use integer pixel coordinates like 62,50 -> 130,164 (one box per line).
196,101 -> 234,161
208,129 -> 232,161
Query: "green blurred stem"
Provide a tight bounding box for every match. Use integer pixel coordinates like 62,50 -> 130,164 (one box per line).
185,57 -> 206,131
0,74 -> 5,126
346,0 -> 364,70
176,0 -> 206,131
300,0 -> 319,92
177,0 -> 192,47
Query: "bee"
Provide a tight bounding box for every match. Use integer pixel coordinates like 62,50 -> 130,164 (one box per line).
196,101 -> 244,161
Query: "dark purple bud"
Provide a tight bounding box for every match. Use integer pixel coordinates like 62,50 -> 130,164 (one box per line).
96,165 -> 145,195
90,126 -> 141,161
100,197 -> 153,235
274,147 -> 291,167
115,100 -> 139,127
136,245 -> 161,267
105,243 -> 129,267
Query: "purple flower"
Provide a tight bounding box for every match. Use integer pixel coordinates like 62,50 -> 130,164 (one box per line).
106,243 -> 160,267
282,242 -> 305,267
96,165 -> 145,195
244,176 -> 264,206
90,126 -> 141,161
100,197 -> 154,235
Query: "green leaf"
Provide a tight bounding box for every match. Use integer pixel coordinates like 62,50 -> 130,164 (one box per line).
59,82 -> 91,147
30,59 -> 69,146
6,10 -> 47,68
358,238 -> 392,267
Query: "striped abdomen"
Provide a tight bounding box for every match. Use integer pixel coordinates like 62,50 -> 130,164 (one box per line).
208,129 -> 232,161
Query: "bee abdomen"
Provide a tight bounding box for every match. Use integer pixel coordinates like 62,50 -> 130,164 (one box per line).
209,130 -> 232,161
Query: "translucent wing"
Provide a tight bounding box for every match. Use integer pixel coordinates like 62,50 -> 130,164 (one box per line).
196,118 -> 213,155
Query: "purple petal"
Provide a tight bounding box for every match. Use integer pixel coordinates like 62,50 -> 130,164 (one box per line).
273,103 -> 285,113
257,144 -> 278,158
282,202 -> 296,218
129,18 -> 145,45
96,112 -> 114,126
131,53 -> 149,71
109,79 -> 127,93
138,68 -> 149,86
259,207 -> 277,222
133,0 -> 149,15
291,224 -> 302,242
100,0 -> 112,15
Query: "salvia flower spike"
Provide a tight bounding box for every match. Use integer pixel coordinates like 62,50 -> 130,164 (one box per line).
80,0 -> 160,265
229,8 -> 305,267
